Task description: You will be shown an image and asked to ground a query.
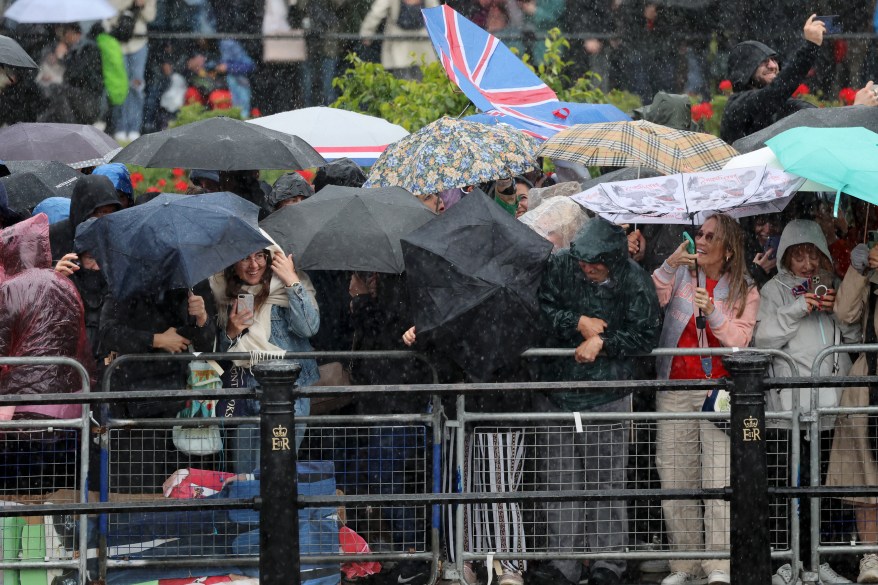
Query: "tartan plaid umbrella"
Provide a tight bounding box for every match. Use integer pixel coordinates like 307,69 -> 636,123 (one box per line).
537,120 -> 738,175
364,117 -> 539,196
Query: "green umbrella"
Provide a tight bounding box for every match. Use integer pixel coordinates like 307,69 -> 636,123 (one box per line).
766,126 -> 878,214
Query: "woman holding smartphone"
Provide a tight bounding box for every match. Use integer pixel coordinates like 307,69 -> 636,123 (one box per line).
211,245 -> 320,470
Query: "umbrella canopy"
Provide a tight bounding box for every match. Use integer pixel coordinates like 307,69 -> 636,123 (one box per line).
3,0 -> 117,22
537,120 -> 738,175
74,192 -> 271,300
401,190 -> 553,378
259,185 -> 437,274
579,166 -> 663,191
422,5 -> 630,140
5,160 -> 80,195
766,127 -> 878,209
732,106 -> 878,153
571,166 -> 805,224
0,123 -> 121,169
111,116 -> 326,171
248,108 -> 409,166
722,146 -> 833,192
0,168 -> 79,214
364,117 -> 539,196
0,35 -> 37,69
463,103 -> 631,141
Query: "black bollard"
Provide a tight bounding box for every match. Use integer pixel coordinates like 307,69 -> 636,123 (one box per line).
722,352 -> 772,585
253,361 -> 302,585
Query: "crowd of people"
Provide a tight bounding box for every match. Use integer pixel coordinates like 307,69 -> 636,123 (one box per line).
2,0 -> 878,133
2,6 -> 878,585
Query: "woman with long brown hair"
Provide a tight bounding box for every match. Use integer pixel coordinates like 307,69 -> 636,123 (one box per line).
651,213 -> 761,585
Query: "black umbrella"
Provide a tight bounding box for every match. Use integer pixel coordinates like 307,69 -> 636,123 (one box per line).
0,123 -> 121,169
401,190 -> 553,379
260,185 -> 436,273
0,170 -> 78,214
111,117 -> 326,171
0,35 -> 37,69
578,166 -> 663,191
6,160 -> 80,194
75,192 -> 271,300
732,105 -> 878,153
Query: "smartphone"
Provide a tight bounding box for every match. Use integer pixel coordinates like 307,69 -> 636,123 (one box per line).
765,235 -> 781,258
816,15 -> 842,35
237,293 -> 255,325
683,232 -> 696,254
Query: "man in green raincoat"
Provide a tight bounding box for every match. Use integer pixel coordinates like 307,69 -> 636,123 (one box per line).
532,218 -> 660,585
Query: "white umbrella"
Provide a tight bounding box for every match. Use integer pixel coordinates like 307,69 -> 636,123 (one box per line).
4,0 -> 117,23
248,107 -> 409,166
722,146 -> 833,192
570,166 -> 806,224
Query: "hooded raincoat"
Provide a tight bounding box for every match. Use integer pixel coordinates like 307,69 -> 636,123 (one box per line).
719,39 -> 819,144
0,214 -> 92,420
49,175 -> 121,262
538,218 -> 661,410
754,220 -> 858,419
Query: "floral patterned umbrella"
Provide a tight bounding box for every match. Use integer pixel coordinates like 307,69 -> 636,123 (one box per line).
363,117 -> 539,196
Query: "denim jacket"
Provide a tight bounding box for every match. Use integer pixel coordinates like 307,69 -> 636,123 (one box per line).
219,284 -> 321,387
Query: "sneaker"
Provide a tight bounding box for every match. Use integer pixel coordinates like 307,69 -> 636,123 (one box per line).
497,571 -> 523,585
374,560 -> 429,585
661,572 -> 706,585
462,562 -> 479,585
706,570 -> 730,585
859,554 -> 878,583
773,564 -> 799,585
820,563 -> 852,584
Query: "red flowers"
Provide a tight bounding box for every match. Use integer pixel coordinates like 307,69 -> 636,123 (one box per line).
171,168 -> 185,178
146,186 -> 161,193
174,180 -> 189,192
157,178 -> 167,187
793,84 -> 810,98
718,79 -> 732,93
691,102 -> 714,122
839,87 -> 857,106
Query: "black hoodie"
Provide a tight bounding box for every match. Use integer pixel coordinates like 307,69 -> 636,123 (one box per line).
49,175 -> 121,262
719,39 -> 819,145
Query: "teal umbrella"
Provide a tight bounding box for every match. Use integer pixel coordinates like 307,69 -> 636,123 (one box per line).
766,127 -> 878,214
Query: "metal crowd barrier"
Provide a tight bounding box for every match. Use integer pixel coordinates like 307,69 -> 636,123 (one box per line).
5,347 -> 878,585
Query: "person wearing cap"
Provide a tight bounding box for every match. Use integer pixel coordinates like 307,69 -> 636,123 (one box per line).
189,169 -> 221,193
266,172 -> 313,212
92,163 -> 134,208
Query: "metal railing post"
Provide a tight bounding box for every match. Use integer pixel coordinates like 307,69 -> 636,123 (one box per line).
253,361 -> 302,585
723,352 -> 772,584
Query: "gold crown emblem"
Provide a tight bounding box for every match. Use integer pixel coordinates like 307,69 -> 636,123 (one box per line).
273,425 -> 288,438
743,416 -> 758,429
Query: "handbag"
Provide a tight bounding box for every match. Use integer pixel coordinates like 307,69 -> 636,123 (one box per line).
110,3 -> 141,43
172,361 -> 223,456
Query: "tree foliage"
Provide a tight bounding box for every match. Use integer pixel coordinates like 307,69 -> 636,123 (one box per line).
332,28 -> 642,132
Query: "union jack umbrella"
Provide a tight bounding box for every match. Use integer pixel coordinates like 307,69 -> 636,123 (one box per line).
538,120 -> 739,175
422,5 -> 629,140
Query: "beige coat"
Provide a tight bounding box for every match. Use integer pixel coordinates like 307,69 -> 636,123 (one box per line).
826,266 -> 876,504
359,0 -> 438,71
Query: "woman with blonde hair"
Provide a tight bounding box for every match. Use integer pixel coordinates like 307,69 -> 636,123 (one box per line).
651,213 -> 760,585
